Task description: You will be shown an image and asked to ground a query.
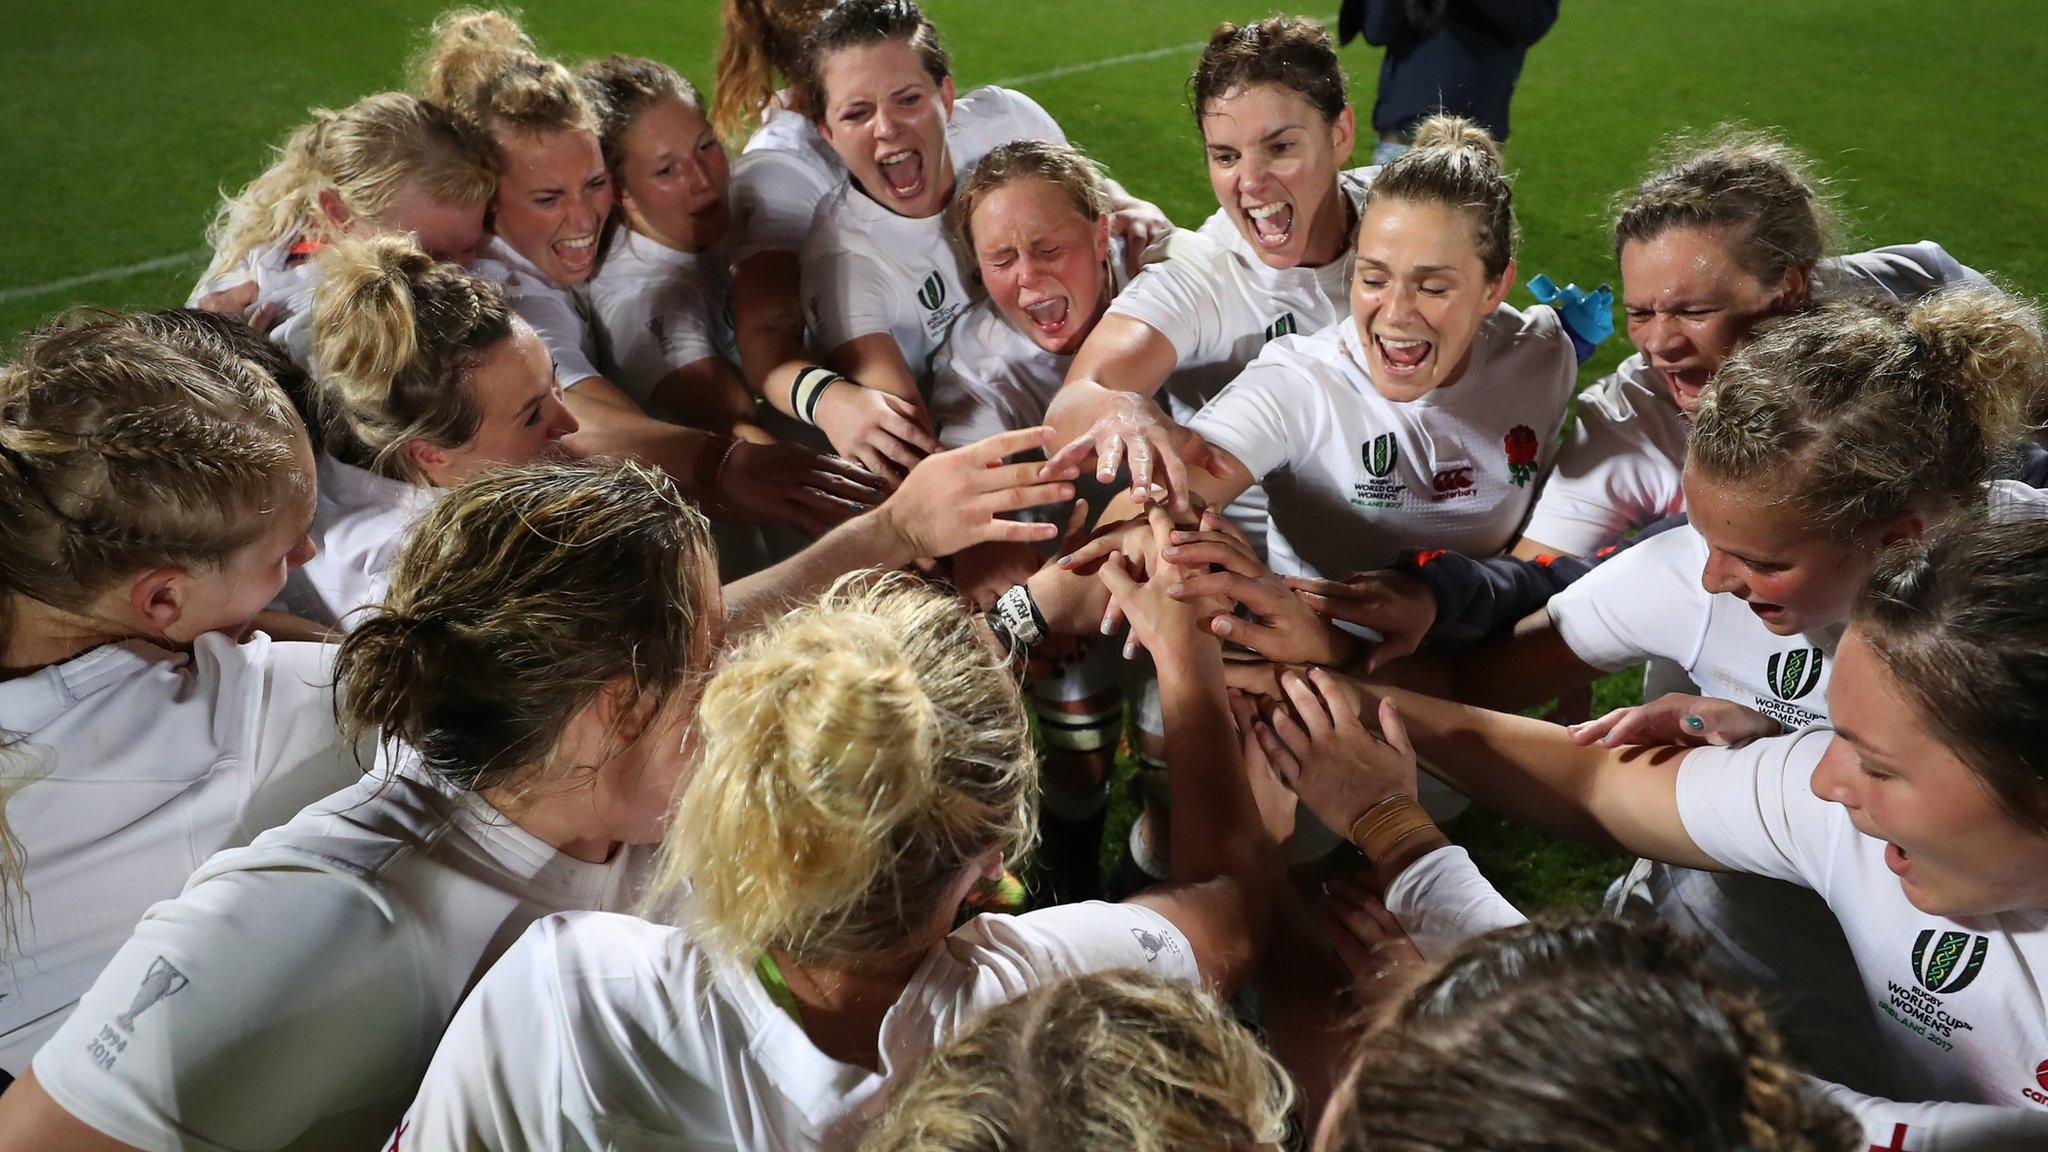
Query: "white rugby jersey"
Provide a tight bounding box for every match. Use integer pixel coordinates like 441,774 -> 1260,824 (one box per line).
1680,729 -> 2048,1113
188,232 -> 324,369
1106,166 -> 1376,422
475,235 -> 606,389
729,97 -> 845,265
31,757 -> 654,1152
1385,844 -> 2048,1147
275,450 -> 438,630
0,635 -> 360,1075
800,86 -> 1066,381
1522,241 -> 1989,556
587,224 -> 736,409
396,902 -> 1199,1151
1186,304 -> 1576,581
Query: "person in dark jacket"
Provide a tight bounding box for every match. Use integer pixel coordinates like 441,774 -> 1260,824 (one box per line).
1339,0 -> 1559,163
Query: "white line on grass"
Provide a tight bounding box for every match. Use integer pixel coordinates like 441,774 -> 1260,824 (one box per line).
991,39 -> 1205,88
1,39 -> 1205,306
0,250 -> 208,307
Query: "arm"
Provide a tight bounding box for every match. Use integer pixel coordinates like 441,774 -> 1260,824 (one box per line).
821,332 -> 925,410
0,1074 -> 142,1152
720,427 -> 1076,636
732,250 -> 940,480
647,355 -> 773,442
1113,558 -> 1288,995
1378,604 -> 1605,709
1811,1079 -> 2048,1152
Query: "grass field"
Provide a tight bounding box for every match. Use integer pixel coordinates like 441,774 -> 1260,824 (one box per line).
5,0 -> 2044,908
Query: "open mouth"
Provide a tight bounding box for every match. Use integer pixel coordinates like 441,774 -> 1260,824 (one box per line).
1372,332 -> 1434,376
1745,599 -> 1786,623
1022,296 -> 1070,334
553,233 -> 598,274
1243,200 -> 1294,250
1884,841 -> 1911,877
1658,364 -> 1713,405
877,149 -> 927,200
688,197 -> 726,221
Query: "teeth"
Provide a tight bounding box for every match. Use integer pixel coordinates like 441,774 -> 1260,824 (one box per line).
1024,299 -> 1061,316
880,151 -> 915,167
559,236 -> 597,250
1246,203 -> 1286,219
1380,337 -> 1427,350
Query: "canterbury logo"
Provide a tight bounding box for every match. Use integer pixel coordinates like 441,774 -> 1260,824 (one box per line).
1263,313 -> 1297,342
1766,647 -> 1824,701
1361,433 -> 1398,478
1911,929 -> 1989,994
917,271 -> 947,311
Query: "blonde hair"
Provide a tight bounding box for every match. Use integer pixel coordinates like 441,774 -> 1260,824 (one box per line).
0,314 -> 307,640
953,139 -> 1111,256
1612,125 -> 1841,286
712,0 -> 833,144
1322,919 -> 1858,1152
1364,114 -> 1517,279
416,8 -> 601,150
649,573 -> 1035,961
861,969 -> 1294,1152
202,92 -> 496,285
310,234 -> 514,483
333,458 -> 716,794
1690,287 -> 2045,535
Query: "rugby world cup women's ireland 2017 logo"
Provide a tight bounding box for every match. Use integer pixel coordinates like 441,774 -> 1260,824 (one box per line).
917,271 -> 947,311
1766,647 -> 1825,701
1911,929 -> 1989,994
1504,424 -> 1540,487
1361,432 -> 1398,478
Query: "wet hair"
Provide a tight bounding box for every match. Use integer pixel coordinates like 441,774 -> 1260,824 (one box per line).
859,969 -> 1295,1152
1857,514 -> 2048,834
201,92 -> 496,286
953,139 -> 1111,256
333,458 -> 716,795
1321,919 -> 1858,1152
416,8 -> 602,150
794,0 -> 950,122
1189,17 -> 1348,128
1612,125 -> 1842,287
0,314 -> 307,646
712,0 -> 834,142
1689,288 -> 2045,536
647,572 -> 1035,961
310,234 -> 516,484
1363,114 -> 1517,280
579,54 -> 705,193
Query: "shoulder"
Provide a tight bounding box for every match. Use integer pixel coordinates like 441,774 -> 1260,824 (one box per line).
952,85 -> 1059,140
1819,241 -> 1986,300
939,299 -> 1025,367
1483,300 -> 1568,346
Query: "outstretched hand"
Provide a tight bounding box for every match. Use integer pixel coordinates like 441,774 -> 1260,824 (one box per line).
1569,692 -> 1782,749
880,426 -> 1079,559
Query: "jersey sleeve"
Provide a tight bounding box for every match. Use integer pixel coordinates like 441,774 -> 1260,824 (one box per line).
1521,390 -> 1682,555
985,87 -> 1066,146
1810,1077 -> 2048,1152
1184,356 -> 1309,481
1103,234 -> 1232,366
604,279 -> 722,406
227,637 -> 366,839
503,283 -> 601,389
959,902 -> 1203,990
396,920 -> 568,1152
1675,728 -> 1845,896
1545,525 -> 1707,671
1382,846 -> 1530,962
801,238 -> 904,357
729,148 -> 839,264
31,869 -> 430,1152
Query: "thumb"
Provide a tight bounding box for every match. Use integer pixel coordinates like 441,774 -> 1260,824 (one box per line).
1377,699 -> 1415,763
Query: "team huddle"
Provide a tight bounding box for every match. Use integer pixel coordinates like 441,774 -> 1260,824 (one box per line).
2,2 -> 2046,1150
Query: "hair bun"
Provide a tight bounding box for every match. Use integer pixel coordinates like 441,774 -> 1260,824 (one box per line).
1409,114 -> 1503,171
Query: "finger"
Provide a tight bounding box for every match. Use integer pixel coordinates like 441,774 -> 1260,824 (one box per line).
852,446 -> 907,486
815,453 -> 887,489
1223,662 -> 1284,699
1160,540 -> 1263,578
1173,570 -> 1268,604
1097,432 -> 1126,485
1313,903 -> 1380,979
1100,594 -> 1127,639
1056,498 -> 1091,552
976,518 -> 1063,545
1190,439 -> 1236,480
1096,551 -> 1137,597
1208,614 -> 1299,661
1312,670 -> 1365,729
1377,699 -> 1416,762
1158,437 -> 1191,511
1126,434 -> 1155,501
872,430 -> 930,476
1282,576 -> 1372,601
1267,703 -> 1314,759
1281,673 -> 1334,737
1362,630 -> 1421,675
1197,508 -> 1254,550
794,489 -> 872,522
1568,708 -> 1629,747
1254,722 -> 1302,781
1058,533 -> 1123,571
1042,433 -> 1099,478
803,468 -> 887,504
978,481 -> 1076,516
967,426 -> 1060,467
878,402 -> 943,454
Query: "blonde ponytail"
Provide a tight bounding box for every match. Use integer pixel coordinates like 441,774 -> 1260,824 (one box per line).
310,234 -> 512,482
650,573 -> 1035,961
202,92 -> 495,285
416,8 -> 599,145
1692,286 -> 2046,534
1366,114 -> 1517,278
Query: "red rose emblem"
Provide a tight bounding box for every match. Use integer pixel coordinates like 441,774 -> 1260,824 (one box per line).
1504,425 -> 1540,487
